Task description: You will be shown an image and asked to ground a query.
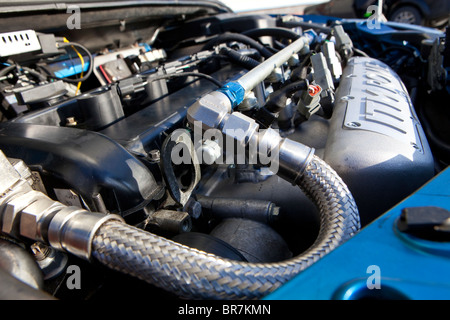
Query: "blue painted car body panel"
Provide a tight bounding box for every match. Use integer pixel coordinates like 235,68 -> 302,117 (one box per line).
265,166 -> 450,300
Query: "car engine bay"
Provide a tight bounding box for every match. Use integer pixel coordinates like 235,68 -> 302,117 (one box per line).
0,0 -> 448,300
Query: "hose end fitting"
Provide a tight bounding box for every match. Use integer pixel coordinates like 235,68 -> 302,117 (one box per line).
277,138 -> 315,184
0,149 -> 124,261
48,209 -> 123,261
217,81 -> 245,109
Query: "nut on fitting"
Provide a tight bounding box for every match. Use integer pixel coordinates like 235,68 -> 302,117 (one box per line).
48,208 -> 123,260
216,81 -> 245,108
221,112 -> 259,148
187,91 -> 232,130
0,149 -> 124,261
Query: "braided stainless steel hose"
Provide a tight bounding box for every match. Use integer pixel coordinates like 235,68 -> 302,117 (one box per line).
91,154 -> 360,300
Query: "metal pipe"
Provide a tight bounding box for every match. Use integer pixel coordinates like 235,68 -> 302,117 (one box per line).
0,150 -> 124,261
236,35 -> 309,94
216,32 -> 315,108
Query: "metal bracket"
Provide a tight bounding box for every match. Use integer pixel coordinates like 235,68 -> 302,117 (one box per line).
160,129 -> 201,207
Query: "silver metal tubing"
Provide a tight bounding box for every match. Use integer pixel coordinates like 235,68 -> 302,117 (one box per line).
237,36 -> 308,94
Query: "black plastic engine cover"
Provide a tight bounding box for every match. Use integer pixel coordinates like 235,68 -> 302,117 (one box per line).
0,122 -> 160,218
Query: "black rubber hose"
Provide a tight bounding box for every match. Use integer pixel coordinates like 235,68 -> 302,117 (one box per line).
202,32 -> 273,59
22,66 -> 47,82
219,46 -> 260,69
0,65 -> 47,82
196,195 -> 278,224
265,80 -> 308,112
281,20 -> 332,34
144,71 -> 223,88
243,27 -> 301,41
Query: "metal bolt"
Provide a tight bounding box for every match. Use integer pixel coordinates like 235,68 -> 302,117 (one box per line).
185,198 -> 202,219
346,122 -> 361,128
270,205 -> 281,222
149,149 -> 161,162
66,117 -> 77,127
31,242 -> 69,280
31,242 -> 51,261
197,139 -> 222,165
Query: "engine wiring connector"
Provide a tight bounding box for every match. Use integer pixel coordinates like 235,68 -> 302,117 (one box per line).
310,52 -> 335,114
297,84 -> 322,119
322,41 -> 343,80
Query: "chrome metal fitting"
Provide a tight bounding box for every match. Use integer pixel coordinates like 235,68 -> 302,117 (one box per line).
277,139 -> 315,184
255,128 -> 315,183
0,150 -> 124,261
1,191 -> 36,237
0,151 -> 25,196
255,127 -> 283,159
186,91 -> 232,131
221,112 -> 259,147
19,195 -> 66,241
47,208 -> 123,260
